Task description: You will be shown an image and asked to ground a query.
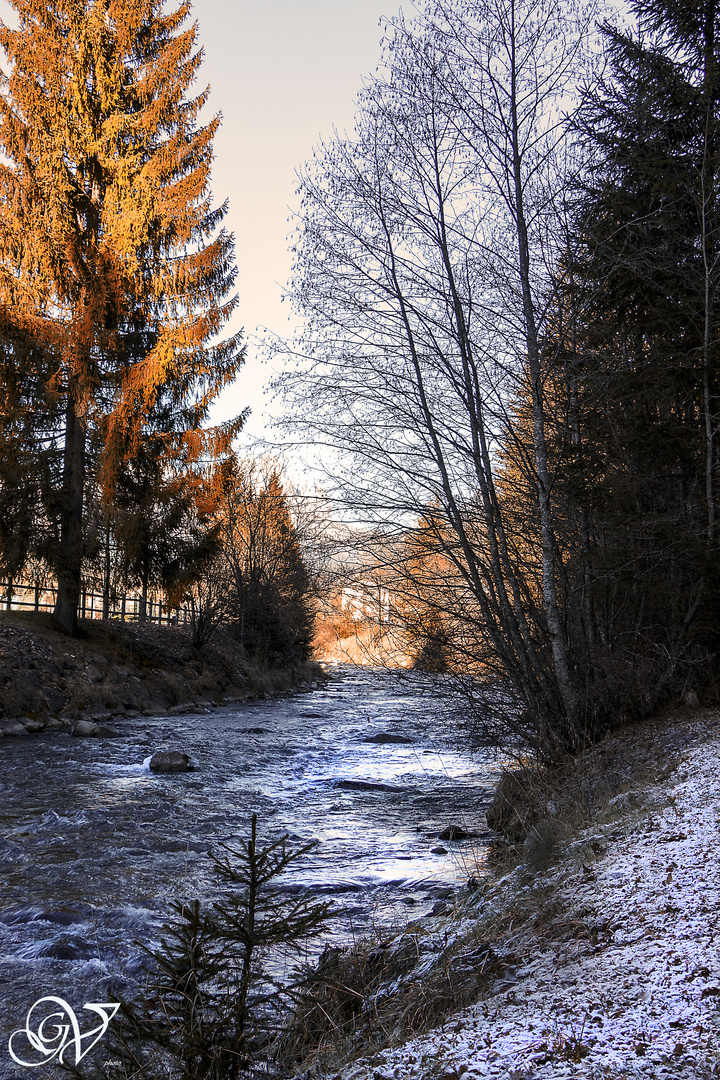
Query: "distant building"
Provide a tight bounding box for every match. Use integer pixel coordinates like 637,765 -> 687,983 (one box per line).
339,583 -> 390,623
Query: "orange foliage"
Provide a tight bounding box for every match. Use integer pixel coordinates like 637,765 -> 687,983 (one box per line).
0,0 -> 244,630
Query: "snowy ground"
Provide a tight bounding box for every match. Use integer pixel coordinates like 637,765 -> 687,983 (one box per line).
332,724 -> 720,1080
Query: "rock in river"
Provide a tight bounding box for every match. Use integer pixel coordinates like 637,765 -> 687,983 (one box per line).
149,750 -> 198,774
335,778 -> 404,793
438,825 -> 473,841
71,719 -> 121,738
363,732 -> 413,744
0,718 -> 30,737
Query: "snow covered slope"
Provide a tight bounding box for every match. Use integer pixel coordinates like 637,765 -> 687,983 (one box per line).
334,725 -> 720,1080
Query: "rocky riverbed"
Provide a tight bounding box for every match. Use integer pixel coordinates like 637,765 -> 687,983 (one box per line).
0,663 -> 497,1070
298,709 -> 720,1080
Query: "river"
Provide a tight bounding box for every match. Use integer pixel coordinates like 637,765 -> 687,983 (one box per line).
0,665 -> 496,1068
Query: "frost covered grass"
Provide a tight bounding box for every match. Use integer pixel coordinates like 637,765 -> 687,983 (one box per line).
291,712 -> 720,1080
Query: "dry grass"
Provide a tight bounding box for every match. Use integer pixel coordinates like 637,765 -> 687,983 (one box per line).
0,610 -> 326,724
484,706 -> 720,853
272,870 -> 583,1078
275,926 -> 506,1075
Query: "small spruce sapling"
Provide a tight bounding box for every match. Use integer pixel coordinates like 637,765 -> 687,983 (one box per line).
209,813 -> 335,1050
78,815 -> 333,1080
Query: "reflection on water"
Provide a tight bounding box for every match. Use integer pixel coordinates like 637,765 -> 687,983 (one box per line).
0,666 -> 495,1058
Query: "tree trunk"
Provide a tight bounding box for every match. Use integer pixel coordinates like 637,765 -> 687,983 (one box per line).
53,392 -> 86,636
701,0 -> 717,542
139,570 -> 149,624
102,515 -> 111,620
509,0 -> 578,733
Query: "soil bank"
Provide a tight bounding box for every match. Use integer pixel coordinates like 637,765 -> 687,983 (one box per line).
0,611 -> 325,738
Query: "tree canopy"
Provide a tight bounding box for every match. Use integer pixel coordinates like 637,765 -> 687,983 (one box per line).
0,0 -> 244,633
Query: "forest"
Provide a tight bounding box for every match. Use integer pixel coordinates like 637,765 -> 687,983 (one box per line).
280,0 -> 720,762
0,0 -> 314,669
1,1 -> 719,1077
0,0 -> 719,760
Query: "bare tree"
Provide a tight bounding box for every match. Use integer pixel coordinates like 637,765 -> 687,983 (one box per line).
277,0 -> 599,758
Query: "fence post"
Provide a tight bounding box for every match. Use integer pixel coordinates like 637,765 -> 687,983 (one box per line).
6,577 -> 12,611
34,579 -> 40,612
121,595 -> 126,621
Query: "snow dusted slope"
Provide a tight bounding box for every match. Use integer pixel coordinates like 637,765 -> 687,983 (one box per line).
337,727 -> 720,1080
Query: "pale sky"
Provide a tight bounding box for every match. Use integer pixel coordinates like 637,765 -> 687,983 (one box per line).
196,0 -> 400,445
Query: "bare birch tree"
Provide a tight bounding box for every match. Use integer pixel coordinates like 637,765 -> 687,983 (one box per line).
278,0 -> 600,757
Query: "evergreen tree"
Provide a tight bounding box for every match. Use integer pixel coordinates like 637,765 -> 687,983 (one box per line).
0,332 -> 61,581
93,817 -> 333,1080
564,0 -> 720,702
0,0 -> 243,634
109,396 -> 223,622
217,463 -> 315,664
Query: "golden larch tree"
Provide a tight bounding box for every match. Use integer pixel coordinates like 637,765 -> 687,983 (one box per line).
0,0 -> 244,633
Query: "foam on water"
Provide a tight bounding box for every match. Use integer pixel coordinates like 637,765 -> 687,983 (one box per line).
101,761 -> 151,775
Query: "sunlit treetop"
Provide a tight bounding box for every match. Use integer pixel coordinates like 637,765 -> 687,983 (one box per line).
0,0 -> 244,467
0,0 -> 244,634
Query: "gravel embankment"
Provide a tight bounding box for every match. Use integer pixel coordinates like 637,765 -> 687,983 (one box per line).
0,615 -> 324,736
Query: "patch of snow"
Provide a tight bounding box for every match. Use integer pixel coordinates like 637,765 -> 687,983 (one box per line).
327,732 -> 720,1079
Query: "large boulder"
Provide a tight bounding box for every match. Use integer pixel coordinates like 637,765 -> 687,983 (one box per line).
19,717 -> 45,733
0,718 -> 30,737
149,751 -> 197,774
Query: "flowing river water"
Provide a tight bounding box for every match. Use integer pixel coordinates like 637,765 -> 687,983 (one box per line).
0,665 -> 497,1070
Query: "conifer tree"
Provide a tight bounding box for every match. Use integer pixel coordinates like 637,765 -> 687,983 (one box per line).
216,462 -> 315,663
565,0 -> 720,697
95,816 -> 333,1080
0,0 -> 244,634
109,398 -> 223,622
0,332 -> 61,581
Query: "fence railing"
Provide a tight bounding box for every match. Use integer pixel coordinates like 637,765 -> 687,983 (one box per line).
0,578 -> 191,627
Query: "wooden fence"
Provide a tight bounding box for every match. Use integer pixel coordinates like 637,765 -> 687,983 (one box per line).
0,578 -> 191,627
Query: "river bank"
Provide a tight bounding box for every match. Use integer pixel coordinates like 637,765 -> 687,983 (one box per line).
0,611 -> 325,737
3,632 -> 718,1079
291,708 -> 720,1080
